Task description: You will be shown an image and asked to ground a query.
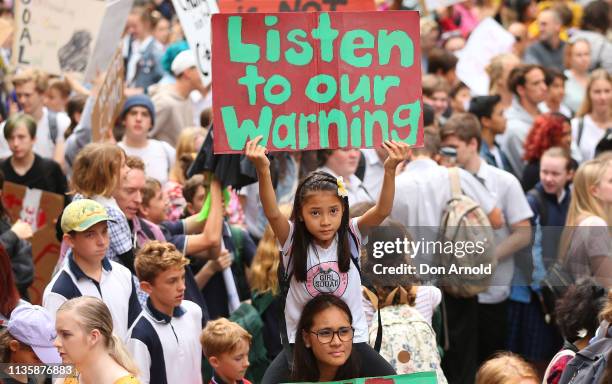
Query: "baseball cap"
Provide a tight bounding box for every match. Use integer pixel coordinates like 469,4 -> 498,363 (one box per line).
61,199 -> 114,234
7,305 -> 62,364
171,50 -> 197,76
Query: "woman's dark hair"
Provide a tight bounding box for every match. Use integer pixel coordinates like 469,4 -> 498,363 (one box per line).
555,277 -> 607,343
581,0 -> 610,33
290,171 -> 350,282
65,94 -> 87,140
292,294 -> 360,382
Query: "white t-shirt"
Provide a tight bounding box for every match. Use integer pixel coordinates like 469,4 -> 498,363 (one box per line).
119,140 -> 176,184
572,114 -> 609,162
474,160 -> 533,304
0,107 -> 70,159
282,217 -> 368,344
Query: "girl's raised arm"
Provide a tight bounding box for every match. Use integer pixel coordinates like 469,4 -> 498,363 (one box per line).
358,140 -> 409,232
245,136 -> 291,245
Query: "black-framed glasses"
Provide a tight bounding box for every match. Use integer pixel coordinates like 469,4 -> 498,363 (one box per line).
309,327 -> 354,344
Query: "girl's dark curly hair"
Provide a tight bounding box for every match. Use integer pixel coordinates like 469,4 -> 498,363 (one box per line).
554,277 -> 607,343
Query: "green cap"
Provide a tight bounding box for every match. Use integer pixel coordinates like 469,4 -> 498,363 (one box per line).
61,199 -> 114,234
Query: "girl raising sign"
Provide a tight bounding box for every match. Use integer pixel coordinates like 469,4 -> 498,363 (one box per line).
246,136 -> 409,382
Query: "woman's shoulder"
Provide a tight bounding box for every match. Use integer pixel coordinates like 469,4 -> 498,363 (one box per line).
578,215 -> 608,227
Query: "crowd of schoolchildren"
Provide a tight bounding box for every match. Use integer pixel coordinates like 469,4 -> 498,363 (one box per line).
0,0 -> 611,383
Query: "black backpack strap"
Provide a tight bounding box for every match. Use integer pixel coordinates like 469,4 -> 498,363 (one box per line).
527,188 -> 548,226
577,117 -> 585,146
48,109 -> 58,144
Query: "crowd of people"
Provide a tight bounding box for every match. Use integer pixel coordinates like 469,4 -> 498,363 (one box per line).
0,0 -> 611,383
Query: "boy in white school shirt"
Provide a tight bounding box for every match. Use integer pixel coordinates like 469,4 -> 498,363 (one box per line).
127,241 -> 203,384
43,199 -> 142,341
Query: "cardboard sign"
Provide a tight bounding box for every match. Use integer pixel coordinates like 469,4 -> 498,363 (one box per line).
218,0 -> 375,13
92,47 -> 126,142
212,11 -> 423,153
84,0 -> 135,83
172,0 -> 219,85
290,372 -> 437,384
456,18 -> 514,96
12,0 -> 107,75
2,182 -> 64,305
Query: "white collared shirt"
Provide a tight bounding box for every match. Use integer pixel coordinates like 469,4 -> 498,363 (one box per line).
360,149 -> 385,200
318,166 -> 375,205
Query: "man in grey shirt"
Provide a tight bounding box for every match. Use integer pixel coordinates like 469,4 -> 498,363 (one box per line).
524,8 -> 566,71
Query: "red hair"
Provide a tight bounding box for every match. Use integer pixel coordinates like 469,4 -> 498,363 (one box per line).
0,245 -> 20,317
523,113 -> 569,162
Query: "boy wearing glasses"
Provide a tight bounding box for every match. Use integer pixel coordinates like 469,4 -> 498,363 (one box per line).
201,318 -> 252,384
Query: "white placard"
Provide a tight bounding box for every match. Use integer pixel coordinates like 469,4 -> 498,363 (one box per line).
456,18 -> 515,96
172,0 -> 219,85
20,188 -> 42,232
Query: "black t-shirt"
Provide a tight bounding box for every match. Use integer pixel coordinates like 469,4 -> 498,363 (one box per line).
0,155 -> 68,196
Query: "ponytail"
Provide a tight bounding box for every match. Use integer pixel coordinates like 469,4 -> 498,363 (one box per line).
109,334 -> 139,376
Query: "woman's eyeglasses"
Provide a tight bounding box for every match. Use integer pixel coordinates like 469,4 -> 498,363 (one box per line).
309,327 -> 354,344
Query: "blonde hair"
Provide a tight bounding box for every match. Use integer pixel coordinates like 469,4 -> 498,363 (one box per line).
475,352 -> 539,384
249,204 -> 293,295
170,127 -> 207,185
486,53 -> 520,94
57,297 -> 139,376
71,143 -> 125,198
135,241 -> 189,283
12,68 -> 49,93
577,69 -> 612,118
200,318 -> 252,358
559,158 -> 612,261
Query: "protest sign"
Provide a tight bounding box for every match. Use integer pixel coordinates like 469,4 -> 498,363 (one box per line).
456,18 -> 515,96
218,0 -> 375,13
2,182 -> 64,305
212,11 -> 423,153
12,0 -> 107,75
172,0 -> 219,85
92,47 -> 126,142
84,0 -> 134,83
290,372 -> 437,384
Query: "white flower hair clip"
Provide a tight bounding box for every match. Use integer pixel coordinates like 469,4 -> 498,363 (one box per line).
336,176 -> 349,198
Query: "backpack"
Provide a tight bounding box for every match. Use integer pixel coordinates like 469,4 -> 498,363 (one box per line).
437,168 -> 497,298
48,109 -> 58,144
365,297 -> 447,384
559,322 -> 612,384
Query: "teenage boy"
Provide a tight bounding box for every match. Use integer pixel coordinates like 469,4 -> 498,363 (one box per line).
469,95 -> 513,173
127,241 -> 203,384
43,199 -> 142,340
1,113 -> 67,196
117,95 -> 175,184
439,113 -> 533,384
200,318 -> 252,384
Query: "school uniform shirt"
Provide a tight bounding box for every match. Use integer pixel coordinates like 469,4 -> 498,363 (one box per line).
474,160 -> 533,304
318,166 -> 375,206
360,149 -> 385,200
210,373 -> 252,384
42,254 -> 141,341
127,298 -> 203,384
391,158 -> 496,229
282,217 -> 368,344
